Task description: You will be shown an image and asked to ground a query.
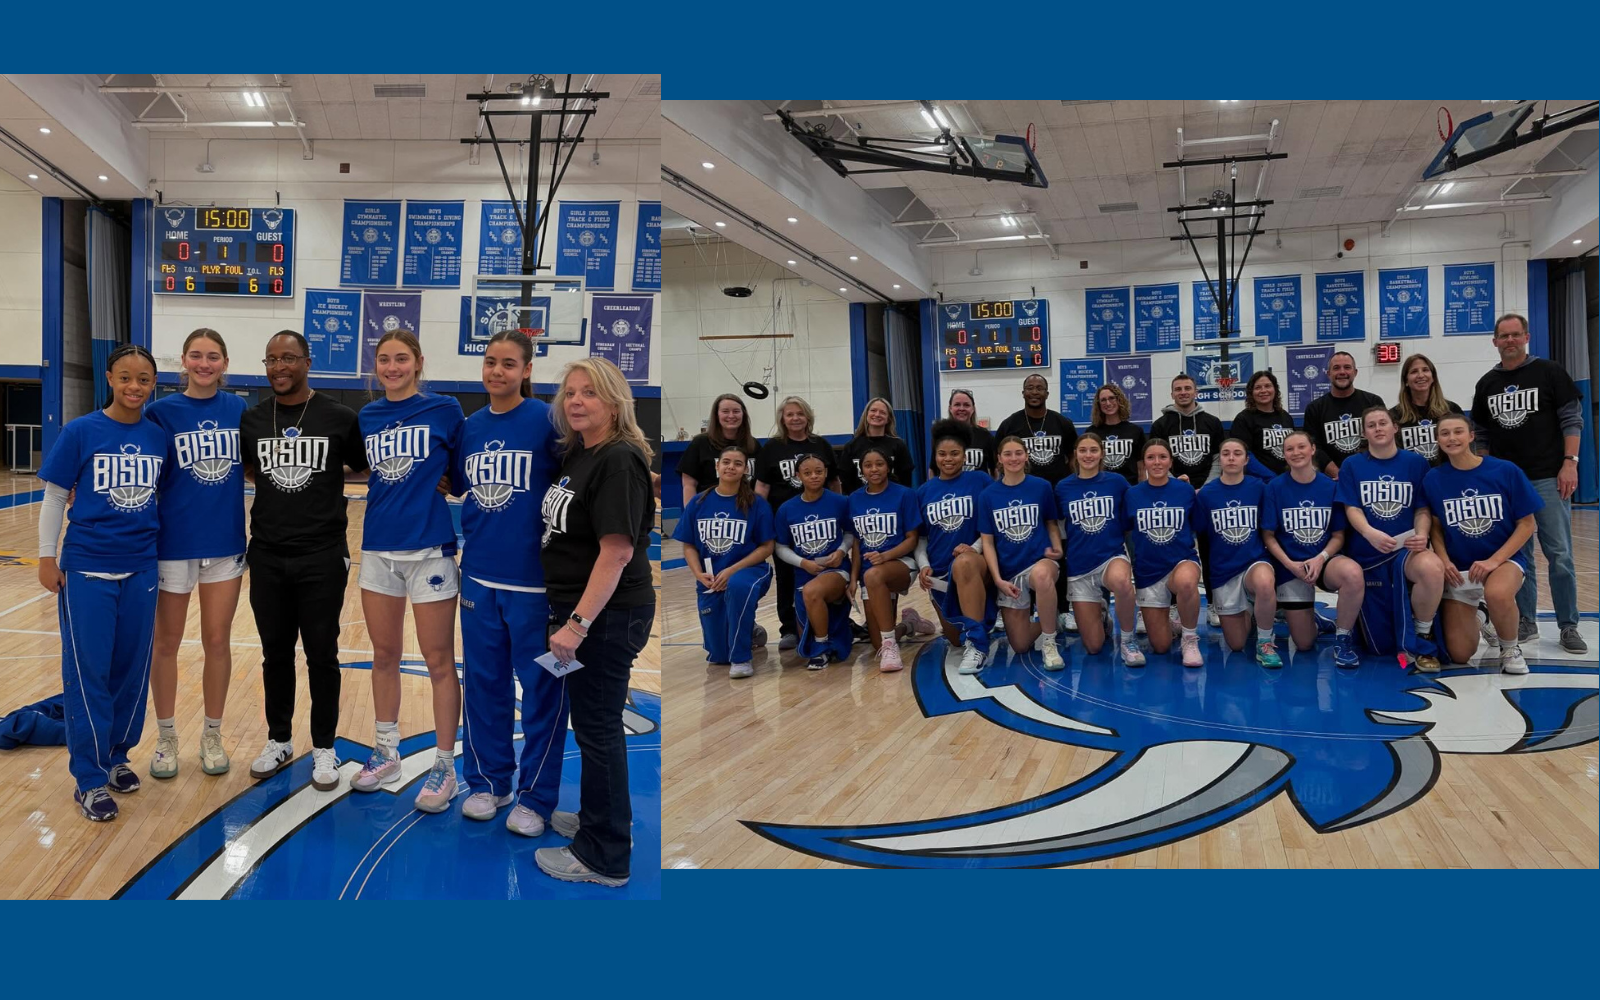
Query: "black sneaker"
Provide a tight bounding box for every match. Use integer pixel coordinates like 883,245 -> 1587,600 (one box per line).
807,655 -> 828,671
1559,626 -> 1588,654
106,763 -> 141,794
850,621 -> 870,645
1517,617 -> 1538,642
75,786 -> 118,822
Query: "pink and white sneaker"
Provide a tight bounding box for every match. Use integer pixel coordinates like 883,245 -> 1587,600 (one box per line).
1180,631 -> 1203,668
351,746 -> 401,792
413,757 -> 456,813
900,607 -> 938,636
878,641 -> 904,672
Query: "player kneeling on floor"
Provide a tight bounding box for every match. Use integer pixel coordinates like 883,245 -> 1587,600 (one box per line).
1337,407 -> 1445,672
1261,430 -> 1364,666
674,447 -> 775,679
775,454 -> 855,670
848,446 -> 924,672
1195,439 -> 1281,667
915,421 -> 997,675
979,437 -> 1065,670
1056,433 -> 1141,665
1124,438 -> 1204,667
1424,414 -> 1542,674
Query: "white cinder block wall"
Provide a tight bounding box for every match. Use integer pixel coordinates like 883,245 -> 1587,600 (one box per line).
147,137 -> 660,387
0,182 -> 44,367
660,241 -> 854,438
931,212 -> 1528,425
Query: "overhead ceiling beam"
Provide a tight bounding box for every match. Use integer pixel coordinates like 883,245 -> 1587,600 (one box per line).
890,210 -> 1037,227
100,85 -> 293,94
763,101 -> 928,121
129,119 -> 305,129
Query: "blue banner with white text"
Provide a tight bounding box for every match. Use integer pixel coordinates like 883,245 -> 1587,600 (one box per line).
556,201 -> 620,291
633,202 -> 661,292
1059,359 -> 1106,425
477,200 -> 539,276
1254,274 -> 1302,345
1133,283 -> 1180,353
402,200 -> 463,288
1192,280 -> 1241,340
1443,262 -> 1495,335
303,289 -> 361,376
1315,271 -> 1365,342
1105,355 -> 1153,423
340,200 -> 401,287
1085,287 -> 1129,355
590,295 -> 654,383
360,290 -> 421,374
1379,266 -> 1429,339
1283,344 -> 1334,418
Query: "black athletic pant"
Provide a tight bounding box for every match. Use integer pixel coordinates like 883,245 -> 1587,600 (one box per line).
248,542 -> 349,750
551,600 -> 654,880
773,557 -> 798,637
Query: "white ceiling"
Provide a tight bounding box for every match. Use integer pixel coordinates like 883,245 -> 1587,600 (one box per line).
776,99 -> 1596,244
104,74 -> 661,142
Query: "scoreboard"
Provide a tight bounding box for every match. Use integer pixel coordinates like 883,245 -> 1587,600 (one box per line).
155,206 -> 296,297
940,299 -> 1050,371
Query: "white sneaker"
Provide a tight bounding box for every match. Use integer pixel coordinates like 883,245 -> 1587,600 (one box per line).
1169,605 -> 1180,629
506,804 -> 546,837
1057,609 -> 1078,633
150,731 -> 179,779
1040,641 -> 1065,671
199,729 -> 229,775
1500,645 -> 1528,675
310,747 -> 340,791
957,642 -> 985,675
729,662 -> 754,679
249,739 -> 294,780
463,791 -> 513,820
877,641 -> 904,672
1207,605 -> 1221,628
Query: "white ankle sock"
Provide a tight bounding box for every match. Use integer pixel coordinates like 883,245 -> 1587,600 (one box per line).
375,721 -> 400,754
1120,629 -> 1136,643
157,717 -> 175,734
1181,627 -> 1199,640
1336,627 -> 1352,638
203,716 -> 221,732
879,630 -> 895,646
1412,616 -> 1432,636
435,749 -> 454,767
1257,627 -> 1274,644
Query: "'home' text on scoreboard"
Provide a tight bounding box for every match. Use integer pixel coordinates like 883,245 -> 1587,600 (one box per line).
155,206 -> 296,297
940,299 -> 1051,370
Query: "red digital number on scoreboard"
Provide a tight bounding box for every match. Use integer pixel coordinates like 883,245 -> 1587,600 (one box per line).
1375,342 -> 1402,364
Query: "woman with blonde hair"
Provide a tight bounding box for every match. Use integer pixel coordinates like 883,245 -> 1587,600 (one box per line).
839,397 -> 913,494
755,395 -> 839,650
1090,383 -> 1145,484
1389,353 -> 1464,465
538,356 -> 656,888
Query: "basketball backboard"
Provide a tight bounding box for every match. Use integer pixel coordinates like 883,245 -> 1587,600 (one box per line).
469,273 -> 587,346
1422,102 -> 1537,180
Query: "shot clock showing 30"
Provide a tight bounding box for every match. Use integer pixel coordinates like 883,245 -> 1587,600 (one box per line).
156,206 -> 296,297
940,298 -> 1051,370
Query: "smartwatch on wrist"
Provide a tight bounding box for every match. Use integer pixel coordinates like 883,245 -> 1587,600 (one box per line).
568,612 -> 594,632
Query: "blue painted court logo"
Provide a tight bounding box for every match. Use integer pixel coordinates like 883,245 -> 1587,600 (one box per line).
115,664 -> 661,898
746,638 -> 1596,868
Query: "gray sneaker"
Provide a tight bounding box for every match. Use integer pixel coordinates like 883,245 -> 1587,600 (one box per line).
550,810 -> 580,838
1517,617 -> 1538,642
506,804 -> 546,837
535,845 -> 628,888
778,632 -> 799,651
1559,626 -> 1588,654
751,625 -> 768,648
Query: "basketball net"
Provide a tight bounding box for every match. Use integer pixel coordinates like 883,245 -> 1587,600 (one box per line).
517,326 -> 546,340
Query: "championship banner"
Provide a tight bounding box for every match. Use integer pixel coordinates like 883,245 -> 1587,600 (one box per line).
1284,344 -> 1334,418
1133,283 -> 1180,353
1192,280 -> 1240,340
633,202 -> 661,292
402,200 -> 464,288
556,201 -> 620,291
303,289 -> 361,376
1059,359 -> 1106,425
360,291 -> 421,374
590,294 -> 654,383
1255,274 -> 1303,345
1315,271 -> 1365,342
1085,287 -> 1129,355
1378,267 -> 1429,339
1105,355 -> 1153,423
340,200 -> 401,287
477,200 -> 539,276
1443,263 -> 1495,335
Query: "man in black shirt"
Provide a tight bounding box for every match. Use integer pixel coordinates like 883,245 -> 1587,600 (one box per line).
1149,373 -> 1224,487
994,373 -> 1077,485
240,331 -> 370,791
1471,313 -> 1586,652
1303,351 -> 1385,476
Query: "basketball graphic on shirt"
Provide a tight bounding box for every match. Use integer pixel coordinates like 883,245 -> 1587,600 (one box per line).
1213,499 -> 1255,545
1365,475 -> 1410,520
467,441 -> 532,511
540,477 -> 576,547
924,493 -> 973,532
1067,492 -> 1115,535
97,443 -> 162,512
261,427 -> 325,492
1487,385 -> 1537,429
994,500 -> 1040,544
697,511 -> 746,556
792,514 -> 837,557
190,421 -> 235,483
1171,430 -> 1209,467
367,421 -> 430,484
1445,488 -> 1502,539
1137,501 -> 1181,544
1285,500 -> 1330,546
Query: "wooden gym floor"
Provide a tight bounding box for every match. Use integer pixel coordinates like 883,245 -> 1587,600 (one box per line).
0,477 -> 660,899
662,509 -> 1598,869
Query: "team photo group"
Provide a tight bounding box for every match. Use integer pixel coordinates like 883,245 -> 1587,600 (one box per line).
673,311 -> 1585,681
38,327 -> 655,889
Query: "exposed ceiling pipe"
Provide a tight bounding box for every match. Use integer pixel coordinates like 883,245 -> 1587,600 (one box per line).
762,100 -> 927,121
274,75 -> 313,159
101,84 -> 293,94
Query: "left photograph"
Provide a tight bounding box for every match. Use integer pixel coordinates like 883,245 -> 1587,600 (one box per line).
0,73 -> 661,899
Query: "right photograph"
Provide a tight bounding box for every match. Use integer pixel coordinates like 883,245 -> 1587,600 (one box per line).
659,99 -> 1599,869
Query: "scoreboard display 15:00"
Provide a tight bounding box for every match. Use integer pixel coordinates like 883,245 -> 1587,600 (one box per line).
940,299 -> 1051,370
155,206 -> 296,297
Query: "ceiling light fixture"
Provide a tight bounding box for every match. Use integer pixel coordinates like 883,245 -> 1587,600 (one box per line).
1574,239 -> 1584,245
919,107 -> 936,128
839,287 -> 848,293
848,255 -> 858,261
701,161 -> 714,169
38,127 -> 51,134
892,284 -> 901,290
1437,181 -> 1455,196
786,259 -> 797,265
787,217 -> 798,224
714,221 -> 726,228
98,174 -> 108,181
27,173 -> 39,180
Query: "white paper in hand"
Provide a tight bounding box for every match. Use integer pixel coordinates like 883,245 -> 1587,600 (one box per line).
536,651 -> 585,678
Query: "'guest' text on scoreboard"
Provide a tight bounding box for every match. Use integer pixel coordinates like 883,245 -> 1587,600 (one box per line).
155,206 -> 296,297
940,299 -> 1050,370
